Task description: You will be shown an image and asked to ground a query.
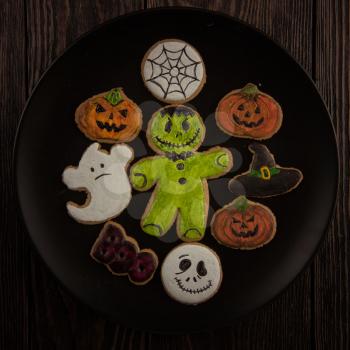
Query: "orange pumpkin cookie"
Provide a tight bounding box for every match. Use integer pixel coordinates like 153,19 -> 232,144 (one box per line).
211,196 -> 276,250
215,83 -> 282,140
75,87 -> 142,143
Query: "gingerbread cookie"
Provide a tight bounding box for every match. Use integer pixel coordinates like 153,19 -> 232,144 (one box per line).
211,196 -> 277,250
75,87 -> 142,143
228,143 -> 303,197
91,221 -> 158,285
130,105 -> 233,242
161,243 -> 222,305
141,39 -> 206,103
216,83 -> 283,140
62,142 -> 133,224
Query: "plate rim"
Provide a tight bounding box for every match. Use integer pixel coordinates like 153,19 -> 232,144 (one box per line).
13,6 -> 340,333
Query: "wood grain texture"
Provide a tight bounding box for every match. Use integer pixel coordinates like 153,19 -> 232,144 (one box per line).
314,0 -> 350,349
0,1 -> 29,349
2,0 -> 348,349
24,1 -> 144,349
147,1 -> 313,349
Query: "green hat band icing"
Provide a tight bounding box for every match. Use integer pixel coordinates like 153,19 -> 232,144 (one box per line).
249,166 -> 280,179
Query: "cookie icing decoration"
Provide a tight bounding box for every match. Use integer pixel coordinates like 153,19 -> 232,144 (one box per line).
216,83 -> 283,140
141,39 -> 206,103
211,196 -> 277,249
161,243 -> 222,305
75,87 -> 142,143
62,142 -> 133,224
130,105 -> 233,242
91,221 -> 158,285
228,143 -> 303,197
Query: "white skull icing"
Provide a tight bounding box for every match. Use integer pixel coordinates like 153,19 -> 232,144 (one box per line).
62,142 -> 133,224
161,243 -> 222,305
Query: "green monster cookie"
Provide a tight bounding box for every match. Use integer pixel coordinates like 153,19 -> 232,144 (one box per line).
130,105 -> 233,241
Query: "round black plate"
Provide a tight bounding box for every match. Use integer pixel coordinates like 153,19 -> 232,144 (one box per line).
15,8 -> 338,332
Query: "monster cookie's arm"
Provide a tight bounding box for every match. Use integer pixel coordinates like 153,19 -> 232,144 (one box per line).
197,147 -> 233,179
130,156 -> 164,191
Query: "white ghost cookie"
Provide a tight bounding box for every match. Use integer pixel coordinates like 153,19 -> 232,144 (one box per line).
141,39 -> 206,104
161,243 -> 222,305
62,142 -> 133,224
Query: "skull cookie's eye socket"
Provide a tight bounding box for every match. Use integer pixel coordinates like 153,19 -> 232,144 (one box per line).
197,260 -> 207,276
179,258 -> 191,272
182,119 -> 190,131
165,119 -> 172,133
95,104 -> 105,113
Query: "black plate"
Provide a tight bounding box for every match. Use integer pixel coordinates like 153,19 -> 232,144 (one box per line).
15,8 -> 338,332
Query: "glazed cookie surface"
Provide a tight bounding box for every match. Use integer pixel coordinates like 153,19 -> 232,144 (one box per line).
130,105 -> 233,241
141,39 -> 206,103
62,142 -> 133,224
75,87 -> 142,143
91,221 -> 158,285
161,243 -> 222,305
228,143 -> 303,198
211,196 -> 277,250
216,83 -> 283,140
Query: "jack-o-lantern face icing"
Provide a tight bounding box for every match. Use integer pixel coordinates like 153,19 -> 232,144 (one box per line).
148,105 -> 205,154
216,83 -> 283,140
75,88 -> 142,143
161,243 -> 222,305
211,196 -> 276,250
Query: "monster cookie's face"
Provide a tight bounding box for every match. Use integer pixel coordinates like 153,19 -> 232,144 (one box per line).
161,243 -> 222,305
83,89 -> 142,141
148,105 -> 205,154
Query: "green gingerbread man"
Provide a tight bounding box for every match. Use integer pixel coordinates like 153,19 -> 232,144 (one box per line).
130,105 -> 233,241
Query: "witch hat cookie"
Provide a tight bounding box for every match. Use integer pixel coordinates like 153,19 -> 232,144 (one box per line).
228,143 -> 303,198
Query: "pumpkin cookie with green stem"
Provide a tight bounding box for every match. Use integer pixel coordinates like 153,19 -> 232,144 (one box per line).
211,196 -> 276,250
216,83 -> 283,140
130,105 -> 233,242
75,87 -> 142,143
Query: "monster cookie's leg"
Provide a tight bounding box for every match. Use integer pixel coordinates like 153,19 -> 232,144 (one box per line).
141,191 -> 177,237
177,187 -> 207,241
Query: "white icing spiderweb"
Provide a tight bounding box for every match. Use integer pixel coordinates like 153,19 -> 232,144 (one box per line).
145,44 -> 202,100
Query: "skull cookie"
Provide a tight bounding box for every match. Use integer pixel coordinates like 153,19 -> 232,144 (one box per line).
161,243 -> 222,305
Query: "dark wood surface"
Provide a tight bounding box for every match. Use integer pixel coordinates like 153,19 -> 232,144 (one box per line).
0,0 -> 348,349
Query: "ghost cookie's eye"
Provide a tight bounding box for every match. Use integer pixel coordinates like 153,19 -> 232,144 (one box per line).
95,103 -> 105,113
100,163 -> 104,168
90,167 -> 95,172
165,119 -> 172,133
182,119 -> 190,132
179,258 -> 191,272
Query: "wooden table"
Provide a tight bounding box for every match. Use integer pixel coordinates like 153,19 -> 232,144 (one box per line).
1,1 -> 348,349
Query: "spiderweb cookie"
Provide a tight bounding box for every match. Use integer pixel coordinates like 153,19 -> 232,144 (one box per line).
141,39 -> 206,103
